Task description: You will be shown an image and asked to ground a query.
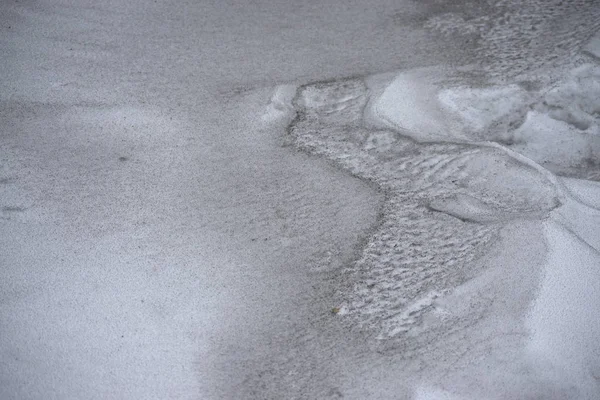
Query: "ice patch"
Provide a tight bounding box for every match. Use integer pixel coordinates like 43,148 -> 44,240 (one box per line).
289,76 -> 561,340
371,67 -> 460,141
437,84 -> 532,141
283,25 -> 600,393
376,63 -> 600,181
542,64 -> 600,131
510,111 -> 600,179
361,58 -> 600,397
262,84 -> 297,122
428,193 -> 548,224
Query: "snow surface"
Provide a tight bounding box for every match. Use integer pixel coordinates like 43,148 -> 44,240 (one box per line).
287,11 -> 600,395
2,0 -> 600,399
527,215 -> 600,399
584,31 -> 600,60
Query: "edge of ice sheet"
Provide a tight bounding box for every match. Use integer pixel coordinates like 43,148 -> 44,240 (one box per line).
288,75 -> 564,344
280,56 -> 600,397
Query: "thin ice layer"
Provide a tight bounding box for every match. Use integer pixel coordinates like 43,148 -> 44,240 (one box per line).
373,62 -> 600,181
290,77 -> 559,341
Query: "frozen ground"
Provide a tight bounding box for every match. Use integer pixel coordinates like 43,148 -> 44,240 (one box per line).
2,0 -> 600,399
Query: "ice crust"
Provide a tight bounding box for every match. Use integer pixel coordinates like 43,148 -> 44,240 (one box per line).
374,63 -> 600,181
289,78 -> 558,342
286,40 -> 600,397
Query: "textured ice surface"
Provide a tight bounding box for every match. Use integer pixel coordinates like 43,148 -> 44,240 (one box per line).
423,0 -> 600,79
289,77 -> 559,341
478,64 -> 600,180
285,2 -> 600,397
284,18 -> 600,393
437,84 -> 532,141
375,62 -> 600,181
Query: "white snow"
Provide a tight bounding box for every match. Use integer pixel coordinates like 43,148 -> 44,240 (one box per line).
562,177 -> 600,210
511,111 -> 594,169
1,1 -> 390,398
370,67 -> 460,141
527,208 -> 600,398
414,386 -> 465,400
